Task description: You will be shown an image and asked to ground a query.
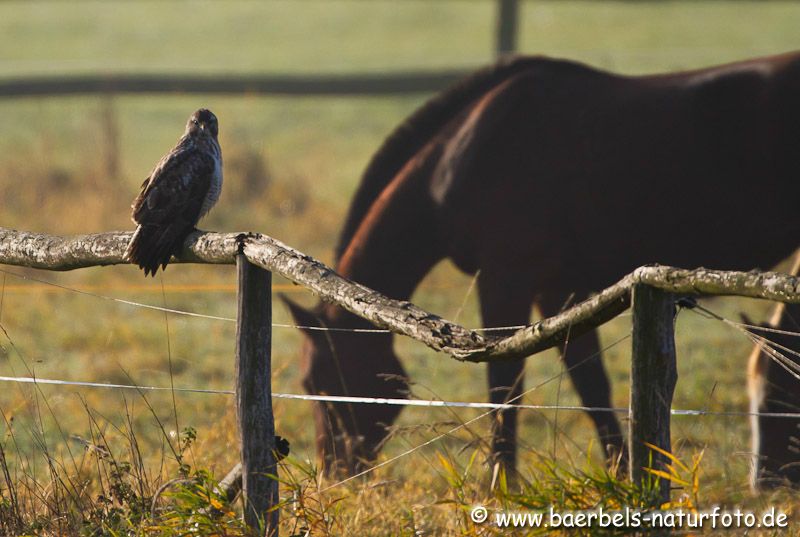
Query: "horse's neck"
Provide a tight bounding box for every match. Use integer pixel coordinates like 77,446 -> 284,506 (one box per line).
336,145 -> 445,309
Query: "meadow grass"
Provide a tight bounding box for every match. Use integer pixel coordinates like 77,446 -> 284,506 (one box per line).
2,1 -> 800,534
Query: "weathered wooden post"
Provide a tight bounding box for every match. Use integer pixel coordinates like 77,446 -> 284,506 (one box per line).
629,284 -> 677,506
235,253 -> 278,535
496,0 -> 519,56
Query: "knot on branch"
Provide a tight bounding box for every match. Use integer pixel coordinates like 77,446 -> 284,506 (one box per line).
235,232 -> 258,255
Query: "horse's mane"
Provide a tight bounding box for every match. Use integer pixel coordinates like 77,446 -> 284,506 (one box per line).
334,55 -> 547,261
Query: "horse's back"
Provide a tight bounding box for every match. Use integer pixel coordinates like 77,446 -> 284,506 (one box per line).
432,52 -> 800,287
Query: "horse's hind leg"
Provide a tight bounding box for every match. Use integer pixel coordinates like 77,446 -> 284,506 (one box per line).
477,274 -> 534,474
565,330 -> 626,466
542,294 -> 626,468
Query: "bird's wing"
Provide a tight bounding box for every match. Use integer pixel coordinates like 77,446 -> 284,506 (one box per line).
131,139 -> 215,226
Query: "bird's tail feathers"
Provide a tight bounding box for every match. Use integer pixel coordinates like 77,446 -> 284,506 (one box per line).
124,224 -> 188,277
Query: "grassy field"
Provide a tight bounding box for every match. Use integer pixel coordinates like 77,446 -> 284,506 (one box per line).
2,1 -> 800,534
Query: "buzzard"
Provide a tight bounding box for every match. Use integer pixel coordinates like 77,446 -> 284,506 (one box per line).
124,109 -> 222,276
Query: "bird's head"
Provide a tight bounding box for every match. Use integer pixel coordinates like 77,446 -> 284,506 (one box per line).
186,109 -> 219,138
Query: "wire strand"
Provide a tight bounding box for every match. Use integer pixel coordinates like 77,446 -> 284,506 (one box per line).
318,332 -> 633,492
4,374 -> 799,419
0,268 -> 529,334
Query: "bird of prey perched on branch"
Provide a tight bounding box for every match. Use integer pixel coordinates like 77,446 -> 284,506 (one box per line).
124,109 -> 223,276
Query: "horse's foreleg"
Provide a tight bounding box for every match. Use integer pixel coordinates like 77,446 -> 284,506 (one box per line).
478,275 -> 533,475
486,360 -> 526,472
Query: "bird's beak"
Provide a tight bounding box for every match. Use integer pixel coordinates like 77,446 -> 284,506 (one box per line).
199,123 -> 206,131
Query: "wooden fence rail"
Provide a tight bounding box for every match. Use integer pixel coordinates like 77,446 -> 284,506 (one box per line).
0,71 -> 472,98
4,226 -> 800,512
4,228 -> 800,362
0,1 -> 518,101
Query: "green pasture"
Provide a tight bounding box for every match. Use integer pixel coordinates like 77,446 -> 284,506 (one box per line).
1,0 -> 800,533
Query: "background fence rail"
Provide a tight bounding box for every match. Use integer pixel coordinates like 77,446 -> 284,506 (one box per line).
0,0 -> 517,100
0,71 -> 473,98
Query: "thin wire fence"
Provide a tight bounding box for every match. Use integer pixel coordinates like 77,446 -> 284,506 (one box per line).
2,264 -> 800,492
0,278 -> 797,420
0,267 -> 528,333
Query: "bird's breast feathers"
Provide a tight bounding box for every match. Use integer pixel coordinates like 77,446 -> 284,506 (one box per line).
131,134 -> 222,225
199,140 -> 223,219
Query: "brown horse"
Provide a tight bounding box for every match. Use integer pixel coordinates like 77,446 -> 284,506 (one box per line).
286,51 -> 800,475
746,297 -> 800,490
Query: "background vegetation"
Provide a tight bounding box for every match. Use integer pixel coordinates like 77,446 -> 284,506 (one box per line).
2,1 -> 800,534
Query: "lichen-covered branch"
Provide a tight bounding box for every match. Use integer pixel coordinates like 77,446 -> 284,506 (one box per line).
0,227 -> 487,355
3,228 -> 800,363
458,275 -> 634,362
456,265 -> 800,362
631,265 -> 800,303
238,232 -> 486,355
0,228 -> 133,270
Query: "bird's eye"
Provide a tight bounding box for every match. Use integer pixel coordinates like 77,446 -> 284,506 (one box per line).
192,119 -> 199,125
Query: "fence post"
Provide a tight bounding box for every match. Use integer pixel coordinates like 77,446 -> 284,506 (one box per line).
496,0 -> 519,56
235,253 -> 278,535
629,284 -> 677,506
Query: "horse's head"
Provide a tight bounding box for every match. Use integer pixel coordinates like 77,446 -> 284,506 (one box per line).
283,296 -> 408,476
